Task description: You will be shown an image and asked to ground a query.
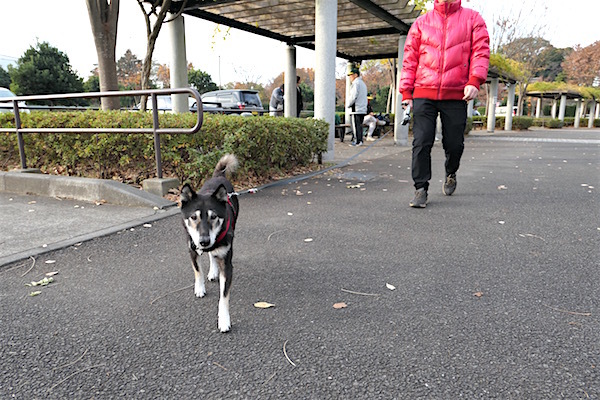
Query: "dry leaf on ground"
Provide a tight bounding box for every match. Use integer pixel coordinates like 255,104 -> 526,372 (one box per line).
333,302 -> 347,309
254,302 -> 275,309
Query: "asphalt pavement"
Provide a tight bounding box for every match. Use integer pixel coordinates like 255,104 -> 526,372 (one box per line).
1,128 -> 599,399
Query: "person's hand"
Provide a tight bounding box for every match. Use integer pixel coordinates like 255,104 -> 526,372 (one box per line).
402,99 -> 413,109
463,85 -> 479,101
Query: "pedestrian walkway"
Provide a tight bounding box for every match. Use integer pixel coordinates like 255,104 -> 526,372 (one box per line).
0,130 -> 407,267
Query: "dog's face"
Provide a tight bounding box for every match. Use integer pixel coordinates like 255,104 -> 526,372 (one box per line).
181,183 -> 229,251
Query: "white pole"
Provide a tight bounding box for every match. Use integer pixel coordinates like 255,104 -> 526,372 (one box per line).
487,77 -> 498,133
314,0 -> 337,161
558,94 -> 567,121
394,35 -> 408,146
168,13 -> 188,113
284,45 -> 297,118
574,99 -> 581,128
505,83 -> 516,131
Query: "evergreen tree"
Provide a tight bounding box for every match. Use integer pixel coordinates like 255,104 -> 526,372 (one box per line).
9,42 -> 83,105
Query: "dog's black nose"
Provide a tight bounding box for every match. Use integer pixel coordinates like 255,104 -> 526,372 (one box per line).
199,236 -> 211,247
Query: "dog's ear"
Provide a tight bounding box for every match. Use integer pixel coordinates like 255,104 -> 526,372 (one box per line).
180,183 -> 196,205
212,184 -> 229,203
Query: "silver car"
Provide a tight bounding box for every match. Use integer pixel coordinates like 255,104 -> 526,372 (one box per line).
0,87 -> 29,113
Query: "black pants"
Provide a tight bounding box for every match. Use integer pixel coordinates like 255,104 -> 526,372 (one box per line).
411,99 -> 467,191
351,113 -> 365,144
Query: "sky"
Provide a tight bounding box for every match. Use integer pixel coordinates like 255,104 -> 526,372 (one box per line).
1,0 -> 599,86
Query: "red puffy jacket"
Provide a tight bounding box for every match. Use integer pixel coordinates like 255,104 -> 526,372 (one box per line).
399,0 -> 490,101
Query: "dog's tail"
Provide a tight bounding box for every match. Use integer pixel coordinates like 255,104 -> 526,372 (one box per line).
213,154 -> 238,178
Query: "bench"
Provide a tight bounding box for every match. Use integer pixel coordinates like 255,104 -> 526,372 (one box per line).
472,120 -> 484,129
335,124 -> 350,140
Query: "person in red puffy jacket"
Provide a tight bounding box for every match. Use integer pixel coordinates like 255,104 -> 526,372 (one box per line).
399,0 -> 489,208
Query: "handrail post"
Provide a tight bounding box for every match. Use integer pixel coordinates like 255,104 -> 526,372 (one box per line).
13,102 -> 26,169
151,93 -> 163,179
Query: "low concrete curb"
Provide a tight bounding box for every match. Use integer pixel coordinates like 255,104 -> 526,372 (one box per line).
0,171 -> 175,209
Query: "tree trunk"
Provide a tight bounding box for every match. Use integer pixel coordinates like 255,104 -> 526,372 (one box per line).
86,0 -> 121,110
138,0 -> 172,111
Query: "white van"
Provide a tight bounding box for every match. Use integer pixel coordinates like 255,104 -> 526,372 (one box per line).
495,105 -> 517,116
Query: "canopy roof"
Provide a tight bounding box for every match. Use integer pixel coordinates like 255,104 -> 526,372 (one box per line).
160,0 -> 422,61
525,90 -> 584,100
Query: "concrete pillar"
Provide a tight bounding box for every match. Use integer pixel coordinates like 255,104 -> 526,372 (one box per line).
168,14 -> 189,113
551,100 -> 557,119
505,83 -> 516,131
487,77 -> 498,133
595,102 -> 600,119
588,102 -> 595,128
535,98 -> 542,118
394,35 -> 408,146
284,45 -> 297,118
314,0 -> 337,161
558,94 -> 567,121
467,100 -> 474,117
574,99 -> 581,128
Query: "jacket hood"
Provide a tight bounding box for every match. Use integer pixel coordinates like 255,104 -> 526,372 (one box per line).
434,0 -> 462,15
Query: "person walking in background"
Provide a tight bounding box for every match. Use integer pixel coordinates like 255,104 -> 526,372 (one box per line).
269,84 -> 284,116
296,76 -> 303,117
399,0 -> 489,208
346,64 -> 368,146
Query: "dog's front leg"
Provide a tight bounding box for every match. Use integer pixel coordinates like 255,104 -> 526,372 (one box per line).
207,252 -> 219,282
217,250 -> 233,333
189,248 -> 206,298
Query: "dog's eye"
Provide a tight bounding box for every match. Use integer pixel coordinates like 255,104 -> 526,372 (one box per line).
209,213 -> 217,221
189,214 -> 198,221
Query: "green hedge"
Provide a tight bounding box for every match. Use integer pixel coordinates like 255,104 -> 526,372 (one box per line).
0,111 -> 329,188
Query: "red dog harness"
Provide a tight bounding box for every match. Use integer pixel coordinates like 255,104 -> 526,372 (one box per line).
214,196 -> 236,246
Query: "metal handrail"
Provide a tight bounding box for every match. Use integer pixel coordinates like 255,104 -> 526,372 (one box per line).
0,88 -> 204,178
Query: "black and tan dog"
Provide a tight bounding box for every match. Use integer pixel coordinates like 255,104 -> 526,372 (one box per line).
180,154 -> 239,332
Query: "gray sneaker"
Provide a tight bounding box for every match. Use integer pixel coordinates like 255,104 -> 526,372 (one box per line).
409,188 -> 428,208
443,174 -> 456,196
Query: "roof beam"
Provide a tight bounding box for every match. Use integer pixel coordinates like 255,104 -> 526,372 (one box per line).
347,0 -> 411,35
293,26 -> 400,44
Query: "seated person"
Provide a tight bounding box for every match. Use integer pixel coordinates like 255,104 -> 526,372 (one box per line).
363,101 -> 386,141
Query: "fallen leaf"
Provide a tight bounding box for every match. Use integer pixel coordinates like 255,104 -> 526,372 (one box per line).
333,302 -> 347,309
143,224 -> 152,228
45,271 -> 59,277
254,302 -> 275,309
497,185 -> 508,190
287,212 -> 293,216
474,292 -> 484,297
498,221 -> 505,225
25,277 -> 54,287
386,283 -> 396,291
45,260 -> 56,264
29,291 -> 42,297
304,238 -> 313,242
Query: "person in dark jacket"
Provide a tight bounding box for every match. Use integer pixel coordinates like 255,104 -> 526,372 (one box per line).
296,76 -> 303,117
399,0 -> 490,208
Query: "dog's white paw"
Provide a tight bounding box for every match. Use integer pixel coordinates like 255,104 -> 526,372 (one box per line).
194,281 -> 206,298
218,313 -> 231,333
207,272 -> 218,282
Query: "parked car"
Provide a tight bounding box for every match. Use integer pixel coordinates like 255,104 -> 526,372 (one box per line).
134,95 -> 196,112
0,87 -> 29,113
198,89 -> 264,115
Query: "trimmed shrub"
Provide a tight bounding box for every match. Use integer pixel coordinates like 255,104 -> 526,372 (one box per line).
511,117 -> 533,130
546,119 -> 564,129
0,111 -> 328,188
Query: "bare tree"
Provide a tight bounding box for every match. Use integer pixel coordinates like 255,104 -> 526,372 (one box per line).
86,0 -> 120,110
136,0 -> 187,111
